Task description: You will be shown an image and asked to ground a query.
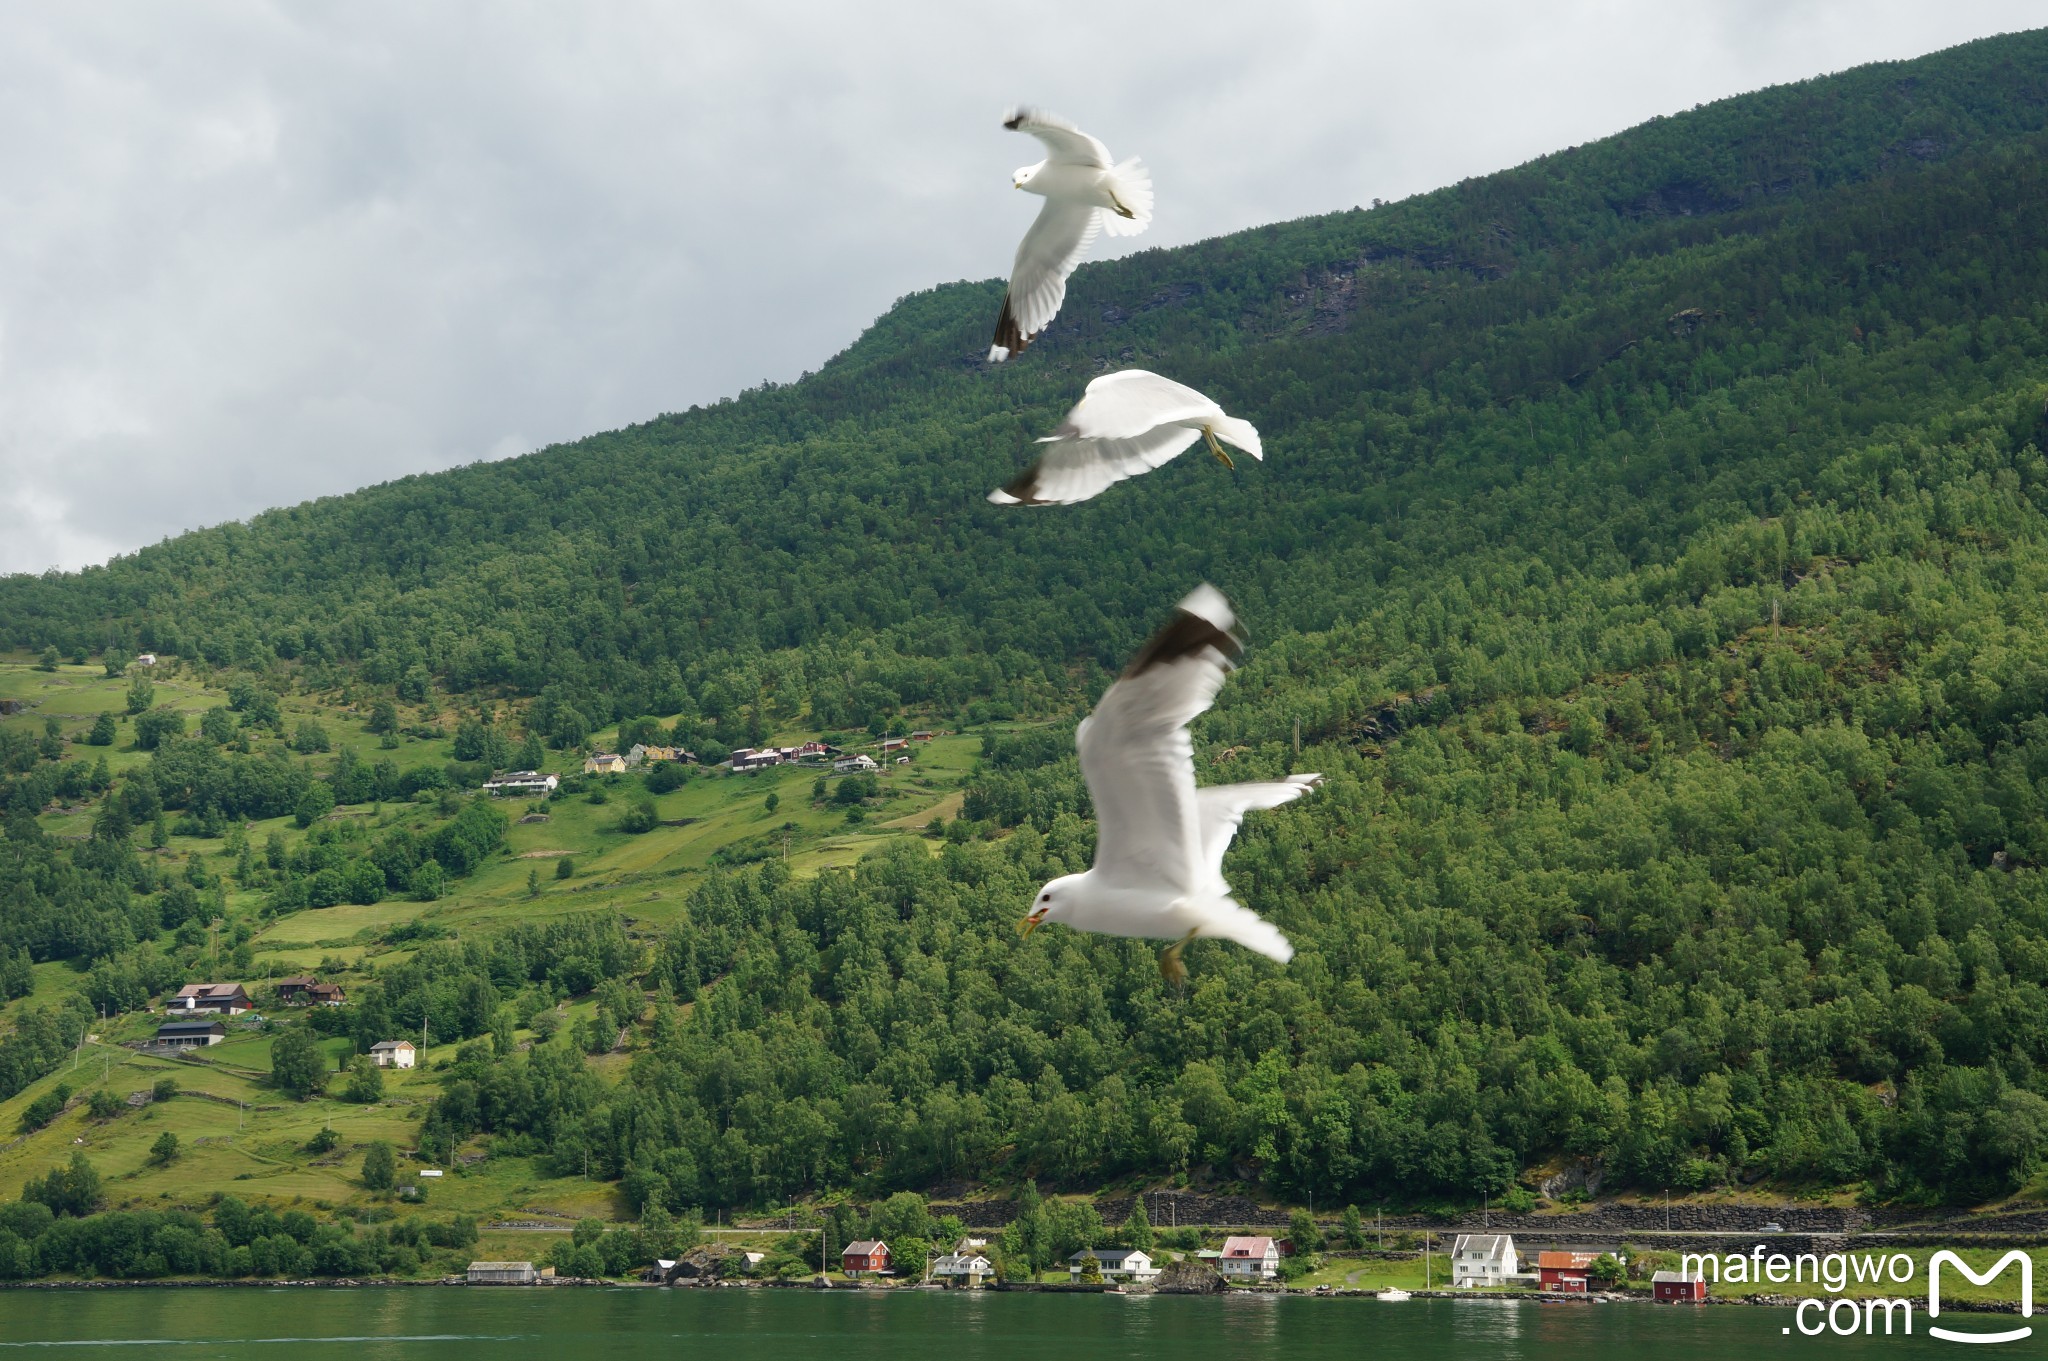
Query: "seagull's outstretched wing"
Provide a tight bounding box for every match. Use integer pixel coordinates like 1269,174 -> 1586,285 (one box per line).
1185,896 -> 1296,965
1078,585 -> 1242,894
1004,107 -> 1112,168
1066,370 -> 1264,459
1059,371 -> 1219,439
1193,775 -> 1323,895
988,428 -> 1202,506
990,199 -> 1100,361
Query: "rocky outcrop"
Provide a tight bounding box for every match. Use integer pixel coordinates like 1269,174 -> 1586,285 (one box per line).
1153,1258 -> 1225,1294
650,1246 -> 734,1284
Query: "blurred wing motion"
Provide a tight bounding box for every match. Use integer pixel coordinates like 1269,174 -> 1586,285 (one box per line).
1078,583 -> 1243,895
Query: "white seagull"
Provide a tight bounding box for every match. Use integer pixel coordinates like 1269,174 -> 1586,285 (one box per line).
1019,585 -> 1321,982
989,369 -> 1262,506
988,107 -> 1152,363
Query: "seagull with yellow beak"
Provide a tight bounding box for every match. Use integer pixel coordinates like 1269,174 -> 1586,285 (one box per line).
987,107 -> 1152,363
1018,585 -> 1319,982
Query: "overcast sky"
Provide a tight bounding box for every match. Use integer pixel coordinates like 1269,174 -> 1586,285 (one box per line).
0,3 -> 2039,574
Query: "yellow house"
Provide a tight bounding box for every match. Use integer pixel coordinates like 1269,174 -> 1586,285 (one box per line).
583,752 -> 627,775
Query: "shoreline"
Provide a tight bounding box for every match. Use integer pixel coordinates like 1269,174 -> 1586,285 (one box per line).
0,1278 -> 2023,1314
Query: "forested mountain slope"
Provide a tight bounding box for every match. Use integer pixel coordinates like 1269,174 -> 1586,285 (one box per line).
6,32 -> 2048,1214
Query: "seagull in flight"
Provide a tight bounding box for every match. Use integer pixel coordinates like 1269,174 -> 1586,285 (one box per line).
1018,585 -> 1320,982
989,370 -> 1262,506
988,107 -> 1152,363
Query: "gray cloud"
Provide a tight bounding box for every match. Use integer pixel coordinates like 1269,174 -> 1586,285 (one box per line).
0,1 -> 2038,572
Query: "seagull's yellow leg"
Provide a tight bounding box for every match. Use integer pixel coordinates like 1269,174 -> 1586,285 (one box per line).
1158,928 -> 1200,986
1204,426 -> 1235,469
1109,192 -> 1136,219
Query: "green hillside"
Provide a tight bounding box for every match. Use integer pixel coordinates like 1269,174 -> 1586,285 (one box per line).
7,29 -> 2048,1265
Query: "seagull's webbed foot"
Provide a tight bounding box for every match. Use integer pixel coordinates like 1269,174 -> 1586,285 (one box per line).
1109,193 -> 1137,220
1158,929 -> 1199,987
1203,427 -> 1235,469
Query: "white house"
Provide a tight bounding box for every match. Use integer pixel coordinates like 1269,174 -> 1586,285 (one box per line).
369,1040 -> 417,1069
931,1252 -> 993,1286
833,754 -> 879,774
1068,1248 -> 1159,1282
1218,1236 -> 1280,1281
482,771 -> 559,797
135,653 -> 158,667
1450,1234 -> 1518,1288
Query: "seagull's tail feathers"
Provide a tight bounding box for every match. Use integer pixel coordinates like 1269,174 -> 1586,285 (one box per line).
1211,414 -> 1263,461
1193,897 -> 1295,966
1101,157 -> 1153,237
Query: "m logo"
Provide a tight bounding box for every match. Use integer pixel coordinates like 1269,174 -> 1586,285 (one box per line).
1928,1250 -> 2033,1346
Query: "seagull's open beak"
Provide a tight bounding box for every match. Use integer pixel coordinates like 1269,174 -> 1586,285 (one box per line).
1018,906 -> 1048,938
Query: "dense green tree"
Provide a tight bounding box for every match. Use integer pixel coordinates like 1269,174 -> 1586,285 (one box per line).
85,713 -> 115,746
22,1152 -> 102,1218
132,708 -> 183,751
149,1131 -> 180,1165
343,1055 -> 385,1104
124,674 -> 153,715
361,1141 -> 396,1191
269,1029 -> 326,1100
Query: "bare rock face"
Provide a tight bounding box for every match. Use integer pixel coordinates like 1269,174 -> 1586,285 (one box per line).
1154,1258 -> 1226,1294
653,1246 -> 733,1283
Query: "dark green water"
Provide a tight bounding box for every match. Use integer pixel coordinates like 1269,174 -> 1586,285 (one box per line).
0,1288 -> 1964,1358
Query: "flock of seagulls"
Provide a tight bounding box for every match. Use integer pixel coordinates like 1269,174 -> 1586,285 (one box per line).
979,109 -> 1319,980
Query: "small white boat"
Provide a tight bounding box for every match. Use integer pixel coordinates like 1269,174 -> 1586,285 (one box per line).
1376,1288 -> 1413,1302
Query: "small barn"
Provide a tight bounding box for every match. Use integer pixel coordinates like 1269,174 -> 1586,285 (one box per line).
1653,1269 -> 1708,1303
154,1020 -> 225,1048
468,1261 -> 537,1285
1537,1251 -> 1598,1292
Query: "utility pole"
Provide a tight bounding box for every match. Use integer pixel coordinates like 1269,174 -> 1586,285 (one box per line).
1425,1232 -> 1431,1290
1483,1193 -> 1488,1229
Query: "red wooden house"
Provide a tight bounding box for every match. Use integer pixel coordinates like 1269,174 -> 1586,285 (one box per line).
841,1240 -> 891,1276
1537,1251 -> 1598,1292
1653,1270 -> 1707,1303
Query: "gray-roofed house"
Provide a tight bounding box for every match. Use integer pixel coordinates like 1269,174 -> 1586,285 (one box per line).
931,1251 -> 993,1287
1068,1247 -> 1160,1282
1450,1234 -> 1518,1288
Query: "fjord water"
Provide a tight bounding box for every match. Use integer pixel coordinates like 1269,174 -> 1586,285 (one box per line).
0,1289 -> 1958,1360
